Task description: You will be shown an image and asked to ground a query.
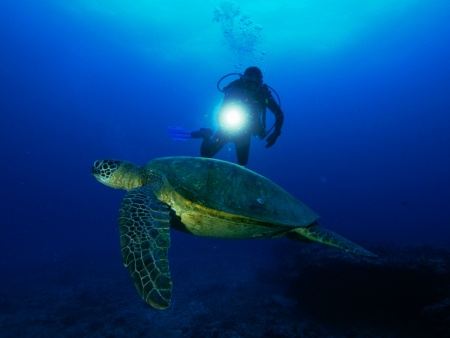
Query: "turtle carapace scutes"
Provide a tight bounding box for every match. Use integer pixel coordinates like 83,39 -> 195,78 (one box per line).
92,156 -> 375,309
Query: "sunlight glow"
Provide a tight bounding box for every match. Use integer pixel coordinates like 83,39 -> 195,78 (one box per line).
62,0 -> 421,66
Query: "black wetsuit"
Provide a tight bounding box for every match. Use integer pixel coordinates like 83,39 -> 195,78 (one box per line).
200,78 -> 284,165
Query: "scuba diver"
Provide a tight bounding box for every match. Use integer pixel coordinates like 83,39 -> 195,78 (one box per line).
170,66 -> 284,166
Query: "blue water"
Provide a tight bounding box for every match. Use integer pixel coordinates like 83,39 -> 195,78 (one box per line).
1,1 -> 450,337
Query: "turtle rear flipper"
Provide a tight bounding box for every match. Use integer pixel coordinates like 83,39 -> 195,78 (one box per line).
119,186 -> 172,309
287,224 -> 377,257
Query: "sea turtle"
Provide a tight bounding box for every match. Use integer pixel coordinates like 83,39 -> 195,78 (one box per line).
92,156 -> 375,309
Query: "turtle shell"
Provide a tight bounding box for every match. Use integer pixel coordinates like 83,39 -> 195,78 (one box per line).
147,157 -> 318,227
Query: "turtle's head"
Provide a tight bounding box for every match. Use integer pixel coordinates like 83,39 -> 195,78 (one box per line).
92,159 -> 144,190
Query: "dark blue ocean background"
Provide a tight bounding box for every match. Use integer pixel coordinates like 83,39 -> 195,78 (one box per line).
1,1 -> 450,337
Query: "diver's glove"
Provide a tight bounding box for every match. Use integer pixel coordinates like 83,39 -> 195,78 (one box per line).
265,129 -> 281,148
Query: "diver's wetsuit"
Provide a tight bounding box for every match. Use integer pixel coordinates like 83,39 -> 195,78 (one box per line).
198,78 -> 284,166
200,129 -> 252,165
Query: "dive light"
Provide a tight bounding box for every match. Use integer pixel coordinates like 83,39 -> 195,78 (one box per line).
218,103 -> 248,133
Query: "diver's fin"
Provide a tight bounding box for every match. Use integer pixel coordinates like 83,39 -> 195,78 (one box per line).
287,224 -> 377,257
119,186 -> 172,309
167,126 -> 192,141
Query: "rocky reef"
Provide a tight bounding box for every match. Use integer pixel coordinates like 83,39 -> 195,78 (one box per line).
0,241 -> 449,337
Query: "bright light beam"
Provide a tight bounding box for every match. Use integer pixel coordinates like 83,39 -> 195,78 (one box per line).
219,104 -> 248,132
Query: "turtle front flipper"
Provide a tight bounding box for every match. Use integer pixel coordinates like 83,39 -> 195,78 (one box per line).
119,186 -> 172,309
287,224 -> 377,257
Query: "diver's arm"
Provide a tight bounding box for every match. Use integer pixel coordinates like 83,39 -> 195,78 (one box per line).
267,97 -> 284,132
266,88 -> 284,131
265,90 -> 284,148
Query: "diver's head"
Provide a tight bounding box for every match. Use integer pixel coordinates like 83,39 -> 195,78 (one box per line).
242,66 -> 263,85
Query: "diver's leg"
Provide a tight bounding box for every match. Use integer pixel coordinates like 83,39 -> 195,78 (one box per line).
200,132 -> 227,158
191,128 -> 213,139
168,127 -> 213,141
235,134 -> 251,165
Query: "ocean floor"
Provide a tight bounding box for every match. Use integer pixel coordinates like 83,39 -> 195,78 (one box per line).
1,240 -> 449,338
